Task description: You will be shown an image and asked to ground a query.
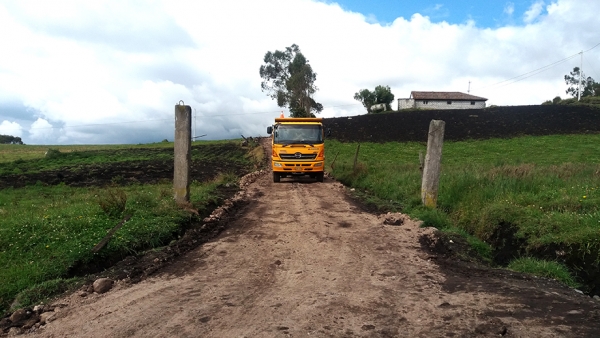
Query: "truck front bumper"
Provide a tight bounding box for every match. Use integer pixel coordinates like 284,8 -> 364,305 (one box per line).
272,161 -> 324,174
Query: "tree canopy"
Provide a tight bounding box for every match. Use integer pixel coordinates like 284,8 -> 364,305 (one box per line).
353,85 -> 395,113
565,67 -> 599,98
0,134 -> 23,144
259,44 -> 323,118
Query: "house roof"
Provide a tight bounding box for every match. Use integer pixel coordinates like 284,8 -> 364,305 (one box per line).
410,91 -> 487,101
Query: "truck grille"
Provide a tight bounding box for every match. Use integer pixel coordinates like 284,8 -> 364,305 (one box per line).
279,153 -> 317,160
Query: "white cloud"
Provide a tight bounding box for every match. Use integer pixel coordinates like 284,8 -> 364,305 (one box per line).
0,121 -> 23,136
0,0 -> 598,144
28,118 -> 55,143
504,2 -> 515,16
524,1 -> 545,23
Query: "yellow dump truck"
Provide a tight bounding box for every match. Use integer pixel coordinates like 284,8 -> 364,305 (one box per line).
267,117 -> 328,183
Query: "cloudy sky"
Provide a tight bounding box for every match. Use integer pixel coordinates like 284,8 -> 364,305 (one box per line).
0,0 -> 598,144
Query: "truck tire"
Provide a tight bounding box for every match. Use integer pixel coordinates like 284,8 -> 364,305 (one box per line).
273,172 -> 280,183
316,172 -> 324,182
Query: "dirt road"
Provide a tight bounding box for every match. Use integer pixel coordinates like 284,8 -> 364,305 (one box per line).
19,148 -> 600,337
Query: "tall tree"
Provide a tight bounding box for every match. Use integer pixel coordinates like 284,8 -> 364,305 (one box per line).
354,85 -> 395,114
565,67 -> 598,98
259,44 -> 322,117
353,89 -> 376,114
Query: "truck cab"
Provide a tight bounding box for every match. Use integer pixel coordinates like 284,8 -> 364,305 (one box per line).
267,117 -> 327,183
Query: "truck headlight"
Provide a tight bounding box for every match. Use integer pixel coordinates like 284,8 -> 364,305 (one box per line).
314,162 -> 323,167
274,162 -> 282,167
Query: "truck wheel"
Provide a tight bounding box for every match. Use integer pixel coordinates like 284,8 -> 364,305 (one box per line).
273,172 -> 280,183
316,172 -> 324,182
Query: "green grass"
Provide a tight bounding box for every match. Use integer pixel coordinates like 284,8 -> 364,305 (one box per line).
326,134 -> 600,288
508,257 -> 579,288
0,141 -> 260,315
0,178 -> 234,314
0,143 -> 171,163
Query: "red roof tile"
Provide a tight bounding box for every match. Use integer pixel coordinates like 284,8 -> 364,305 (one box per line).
410,91 -> 487,101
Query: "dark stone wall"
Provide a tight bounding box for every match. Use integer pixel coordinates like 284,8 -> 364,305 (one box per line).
325,105 -> 600,143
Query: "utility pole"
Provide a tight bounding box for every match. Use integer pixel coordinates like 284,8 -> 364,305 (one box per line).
578,50 -> 583,101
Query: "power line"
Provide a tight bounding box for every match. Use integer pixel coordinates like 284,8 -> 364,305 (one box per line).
475,53 -> 579,90
474,42 -> 600,91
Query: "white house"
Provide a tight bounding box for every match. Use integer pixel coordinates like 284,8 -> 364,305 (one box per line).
398,91 -> 488,110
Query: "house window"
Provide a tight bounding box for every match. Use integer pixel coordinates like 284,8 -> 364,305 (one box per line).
470,101 -> 475,105
447,101 -> 452,104
423,100 -> 428,104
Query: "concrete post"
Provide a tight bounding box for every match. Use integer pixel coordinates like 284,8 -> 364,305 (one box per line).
174,103 -> 192,204
421,120 -> 445,208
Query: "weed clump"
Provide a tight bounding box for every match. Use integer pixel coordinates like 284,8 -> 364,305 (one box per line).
98,189 -> 127,218
44,149 -> 61,159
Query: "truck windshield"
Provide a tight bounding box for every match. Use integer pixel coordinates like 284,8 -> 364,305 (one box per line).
274,125 -> 323,145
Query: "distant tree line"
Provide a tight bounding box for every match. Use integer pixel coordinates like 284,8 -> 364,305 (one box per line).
0,134 -> 24,144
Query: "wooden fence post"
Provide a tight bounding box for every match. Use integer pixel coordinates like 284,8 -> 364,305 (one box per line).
174,102 -> 192,205
353,143 -> 361,171
421,120 -> 445,208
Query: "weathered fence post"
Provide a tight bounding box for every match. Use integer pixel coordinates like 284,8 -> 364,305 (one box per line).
353,143 -> 361,171
174,102 -> 192,205
421,120 -> 445,208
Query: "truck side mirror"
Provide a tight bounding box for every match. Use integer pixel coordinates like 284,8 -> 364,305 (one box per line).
267,126 -> 273,134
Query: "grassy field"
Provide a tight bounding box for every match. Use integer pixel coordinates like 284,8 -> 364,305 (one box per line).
325,134 -> 600,290
0,142 -> 172,163
0,140 -> 259,316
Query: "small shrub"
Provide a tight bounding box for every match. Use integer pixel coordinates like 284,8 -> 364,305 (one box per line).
98,189 -> 127,218
111,175 -> 125,185
44,149 -> 61,159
